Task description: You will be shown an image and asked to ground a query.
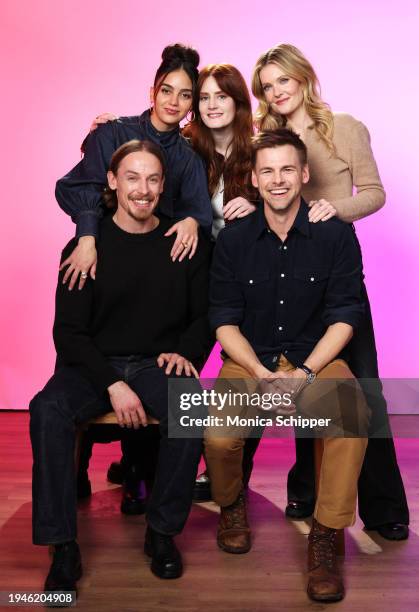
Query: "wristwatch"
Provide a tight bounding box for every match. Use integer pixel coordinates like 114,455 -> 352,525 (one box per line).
299,364 -> 316,384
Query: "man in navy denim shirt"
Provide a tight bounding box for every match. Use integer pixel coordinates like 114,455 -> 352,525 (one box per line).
205,129 -> 369,603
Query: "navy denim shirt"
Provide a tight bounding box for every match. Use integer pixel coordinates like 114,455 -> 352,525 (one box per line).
209,200 -> 364,371
55,110 -> 213,238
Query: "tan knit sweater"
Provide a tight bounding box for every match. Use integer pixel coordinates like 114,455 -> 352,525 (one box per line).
300,113 -> 385,223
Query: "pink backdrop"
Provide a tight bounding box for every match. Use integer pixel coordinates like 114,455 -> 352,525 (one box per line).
1,0 -> 419,409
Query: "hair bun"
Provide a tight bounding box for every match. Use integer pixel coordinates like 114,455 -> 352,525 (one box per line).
162,43 -> 200,69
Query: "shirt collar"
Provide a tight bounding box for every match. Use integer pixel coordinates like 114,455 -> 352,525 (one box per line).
290,199 -> 311,237
253,198 -> 311,241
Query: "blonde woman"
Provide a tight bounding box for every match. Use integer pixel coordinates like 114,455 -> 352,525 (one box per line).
251,43 -> 408,539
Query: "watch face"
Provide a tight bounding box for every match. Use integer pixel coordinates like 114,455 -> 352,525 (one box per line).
307,373 -> 316,384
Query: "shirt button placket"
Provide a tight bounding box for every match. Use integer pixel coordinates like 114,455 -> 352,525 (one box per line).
278,244 -> 288,340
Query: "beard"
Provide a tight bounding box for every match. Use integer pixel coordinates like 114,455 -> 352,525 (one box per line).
126,192 -> 156,220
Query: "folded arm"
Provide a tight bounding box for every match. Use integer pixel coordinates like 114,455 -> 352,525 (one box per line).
331,119 -> 386,223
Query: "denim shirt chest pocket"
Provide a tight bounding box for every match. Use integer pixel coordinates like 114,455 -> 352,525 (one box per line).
235,271 -> 271,311
293,268 -> 329,301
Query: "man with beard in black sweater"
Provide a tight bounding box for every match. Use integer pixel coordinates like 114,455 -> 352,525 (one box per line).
30,139 -> 212,597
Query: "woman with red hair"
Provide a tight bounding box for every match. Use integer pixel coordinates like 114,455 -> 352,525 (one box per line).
184,63 -> 258,237
183,64 -> 261,502
83,63 -> 262,507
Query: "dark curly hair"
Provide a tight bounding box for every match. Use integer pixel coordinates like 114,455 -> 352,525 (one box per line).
153,43 -> 200,96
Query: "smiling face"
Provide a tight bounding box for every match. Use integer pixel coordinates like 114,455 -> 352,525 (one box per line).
198,75 -> 236,130
259,63 -> 304,120
252,144 -> 309,214
107,150 -> 164,228
151,69 -> 193,131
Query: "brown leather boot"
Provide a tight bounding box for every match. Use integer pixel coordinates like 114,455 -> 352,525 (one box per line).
307,518 -> 344,602
217,490 -> 251,554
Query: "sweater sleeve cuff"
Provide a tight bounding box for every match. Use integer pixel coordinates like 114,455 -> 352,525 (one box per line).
90,365 -> 122,396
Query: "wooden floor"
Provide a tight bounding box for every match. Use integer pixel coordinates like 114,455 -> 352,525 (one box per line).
0,412 -> 418,612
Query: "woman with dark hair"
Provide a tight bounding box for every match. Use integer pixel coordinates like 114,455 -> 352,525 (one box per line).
96,63 -> 259,236
251,43 -> 408,543
56,43 -> 212,291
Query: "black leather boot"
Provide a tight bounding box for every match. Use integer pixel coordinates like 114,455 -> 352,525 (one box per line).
144,527 -> 182,579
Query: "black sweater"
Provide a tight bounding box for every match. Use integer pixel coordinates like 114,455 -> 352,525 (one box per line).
53,216 -> 212,394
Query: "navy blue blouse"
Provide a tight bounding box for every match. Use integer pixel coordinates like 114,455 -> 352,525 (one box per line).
55,110 -> 213,238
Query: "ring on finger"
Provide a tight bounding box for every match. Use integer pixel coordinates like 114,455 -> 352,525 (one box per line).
182,241 -> 189,248
81,271 -> 88,279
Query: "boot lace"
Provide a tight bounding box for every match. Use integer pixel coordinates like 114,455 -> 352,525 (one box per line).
310,530 -> 337,570
225,492 -> 248,529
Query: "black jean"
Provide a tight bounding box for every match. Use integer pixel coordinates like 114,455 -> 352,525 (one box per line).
29,357 -> 202,545
287,282 -> 409,527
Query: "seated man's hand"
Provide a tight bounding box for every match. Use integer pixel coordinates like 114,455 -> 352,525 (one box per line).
157,353 -> 199,378
270,369 -> 308,396
107,380 -> 148,429
259,370 -> 308,415
60,236 -> 97,291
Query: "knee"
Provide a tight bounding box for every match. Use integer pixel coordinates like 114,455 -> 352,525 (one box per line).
204,436 -> 243,458
29,391 -> 63,433
29,392 -> 46,423
356,393 -> 371,436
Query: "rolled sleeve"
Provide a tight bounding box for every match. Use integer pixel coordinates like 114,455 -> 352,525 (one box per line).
209,231 -> 244,331
323,224 -> 364,329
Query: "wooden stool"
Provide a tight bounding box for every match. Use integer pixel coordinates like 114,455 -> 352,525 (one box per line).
47,414 -> 161,557
75,412 -> 159,470
314,438 -> 345,556
88,412 -> 159,426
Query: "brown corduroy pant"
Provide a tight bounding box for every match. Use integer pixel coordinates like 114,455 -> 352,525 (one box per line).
204,355 -> 370,530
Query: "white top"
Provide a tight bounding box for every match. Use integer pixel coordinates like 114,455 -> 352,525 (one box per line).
211,175 -> 225,240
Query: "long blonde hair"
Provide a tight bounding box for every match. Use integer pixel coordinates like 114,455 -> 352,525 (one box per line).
251,44 -> 335,153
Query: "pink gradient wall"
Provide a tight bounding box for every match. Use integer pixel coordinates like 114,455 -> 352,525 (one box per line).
1,0 -> 419,409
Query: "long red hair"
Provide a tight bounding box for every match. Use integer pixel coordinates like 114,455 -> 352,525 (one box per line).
184,64 -> 257,203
